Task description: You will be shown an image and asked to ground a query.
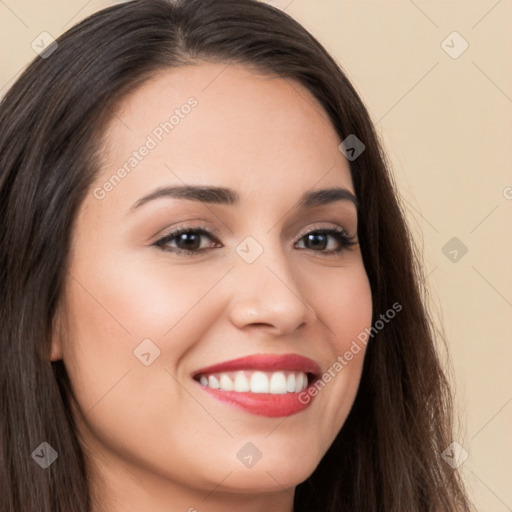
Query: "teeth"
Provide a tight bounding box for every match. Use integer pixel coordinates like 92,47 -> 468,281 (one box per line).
198,370 -> 310,394
234,372 -> 250,392
296,372 -> 305,391
251,371 -> 269,393
208,375 -> 220,389
286,373 -> 296,392
269,372 -> 288,394
219,374 -> 233,391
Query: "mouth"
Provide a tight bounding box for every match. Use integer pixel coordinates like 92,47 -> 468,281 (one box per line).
192,353 -> 321,417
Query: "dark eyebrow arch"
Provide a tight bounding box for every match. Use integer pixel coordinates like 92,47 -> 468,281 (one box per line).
129,185 -> 358,212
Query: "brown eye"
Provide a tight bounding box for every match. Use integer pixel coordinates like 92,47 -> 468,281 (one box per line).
154,228 -> 220,255
295,227 -> 357,255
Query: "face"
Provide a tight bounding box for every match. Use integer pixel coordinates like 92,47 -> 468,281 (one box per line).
52,61 -> 372,507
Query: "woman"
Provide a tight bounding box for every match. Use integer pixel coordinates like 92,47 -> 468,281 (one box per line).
0,0 -> 471,511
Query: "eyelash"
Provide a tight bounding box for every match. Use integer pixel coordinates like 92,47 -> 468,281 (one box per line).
153,223 -> 358,257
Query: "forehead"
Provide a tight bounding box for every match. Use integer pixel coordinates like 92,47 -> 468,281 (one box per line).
93,61 -> 353,209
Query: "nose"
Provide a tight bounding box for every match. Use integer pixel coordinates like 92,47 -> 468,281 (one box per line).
227,239 -> 317,335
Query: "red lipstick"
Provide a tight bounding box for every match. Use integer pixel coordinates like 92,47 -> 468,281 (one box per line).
192,353 -> 321,417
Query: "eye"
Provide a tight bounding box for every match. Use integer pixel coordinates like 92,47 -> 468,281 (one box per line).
153,226 -> 221,255
153,224 -> 357,256
295,226 -> 357,255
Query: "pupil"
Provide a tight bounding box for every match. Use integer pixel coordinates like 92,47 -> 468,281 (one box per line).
178,232 -> 200,250
307,233 -> 326,250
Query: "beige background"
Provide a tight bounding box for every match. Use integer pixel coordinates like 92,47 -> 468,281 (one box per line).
1,1 -> 510,510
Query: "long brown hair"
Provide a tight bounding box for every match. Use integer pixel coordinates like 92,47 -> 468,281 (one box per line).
0,1 -> 471,510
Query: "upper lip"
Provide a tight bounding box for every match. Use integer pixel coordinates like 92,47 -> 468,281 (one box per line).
192,353 -> 321,378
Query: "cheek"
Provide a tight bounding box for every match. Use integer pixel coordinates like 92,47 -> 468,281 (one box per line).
66,248 -> 227,341
305,263 -> 372,438
60,261 -> 226,484
61,252 -> 229,406
315,263 -> 373,349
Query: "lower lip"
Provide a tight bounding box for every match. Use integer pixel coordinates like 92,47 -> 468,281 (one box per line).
198,384 -> 315,417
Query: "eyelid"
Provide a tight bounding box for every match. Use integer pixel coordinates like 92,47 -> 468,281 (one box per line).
152,220 -> 357,257
152,221 -> 220,244
154,221 -> 354,244
293,222 -> 354,243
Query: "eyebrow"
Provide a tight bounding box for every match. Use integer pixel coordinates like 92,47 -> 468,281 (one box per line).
129,185 -> 358,212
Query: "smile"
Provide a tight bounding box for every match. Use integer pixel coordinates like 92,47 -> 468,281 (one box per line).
196,370 -> 310,394
192,353 -> 321,417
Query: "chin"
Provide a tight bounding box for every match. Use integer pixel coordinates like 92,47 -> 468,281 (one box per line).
214,455 -> 318,493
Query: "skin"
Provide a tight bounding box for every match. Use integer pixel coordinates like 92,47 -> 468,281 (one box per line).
51,61 -> 373,512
